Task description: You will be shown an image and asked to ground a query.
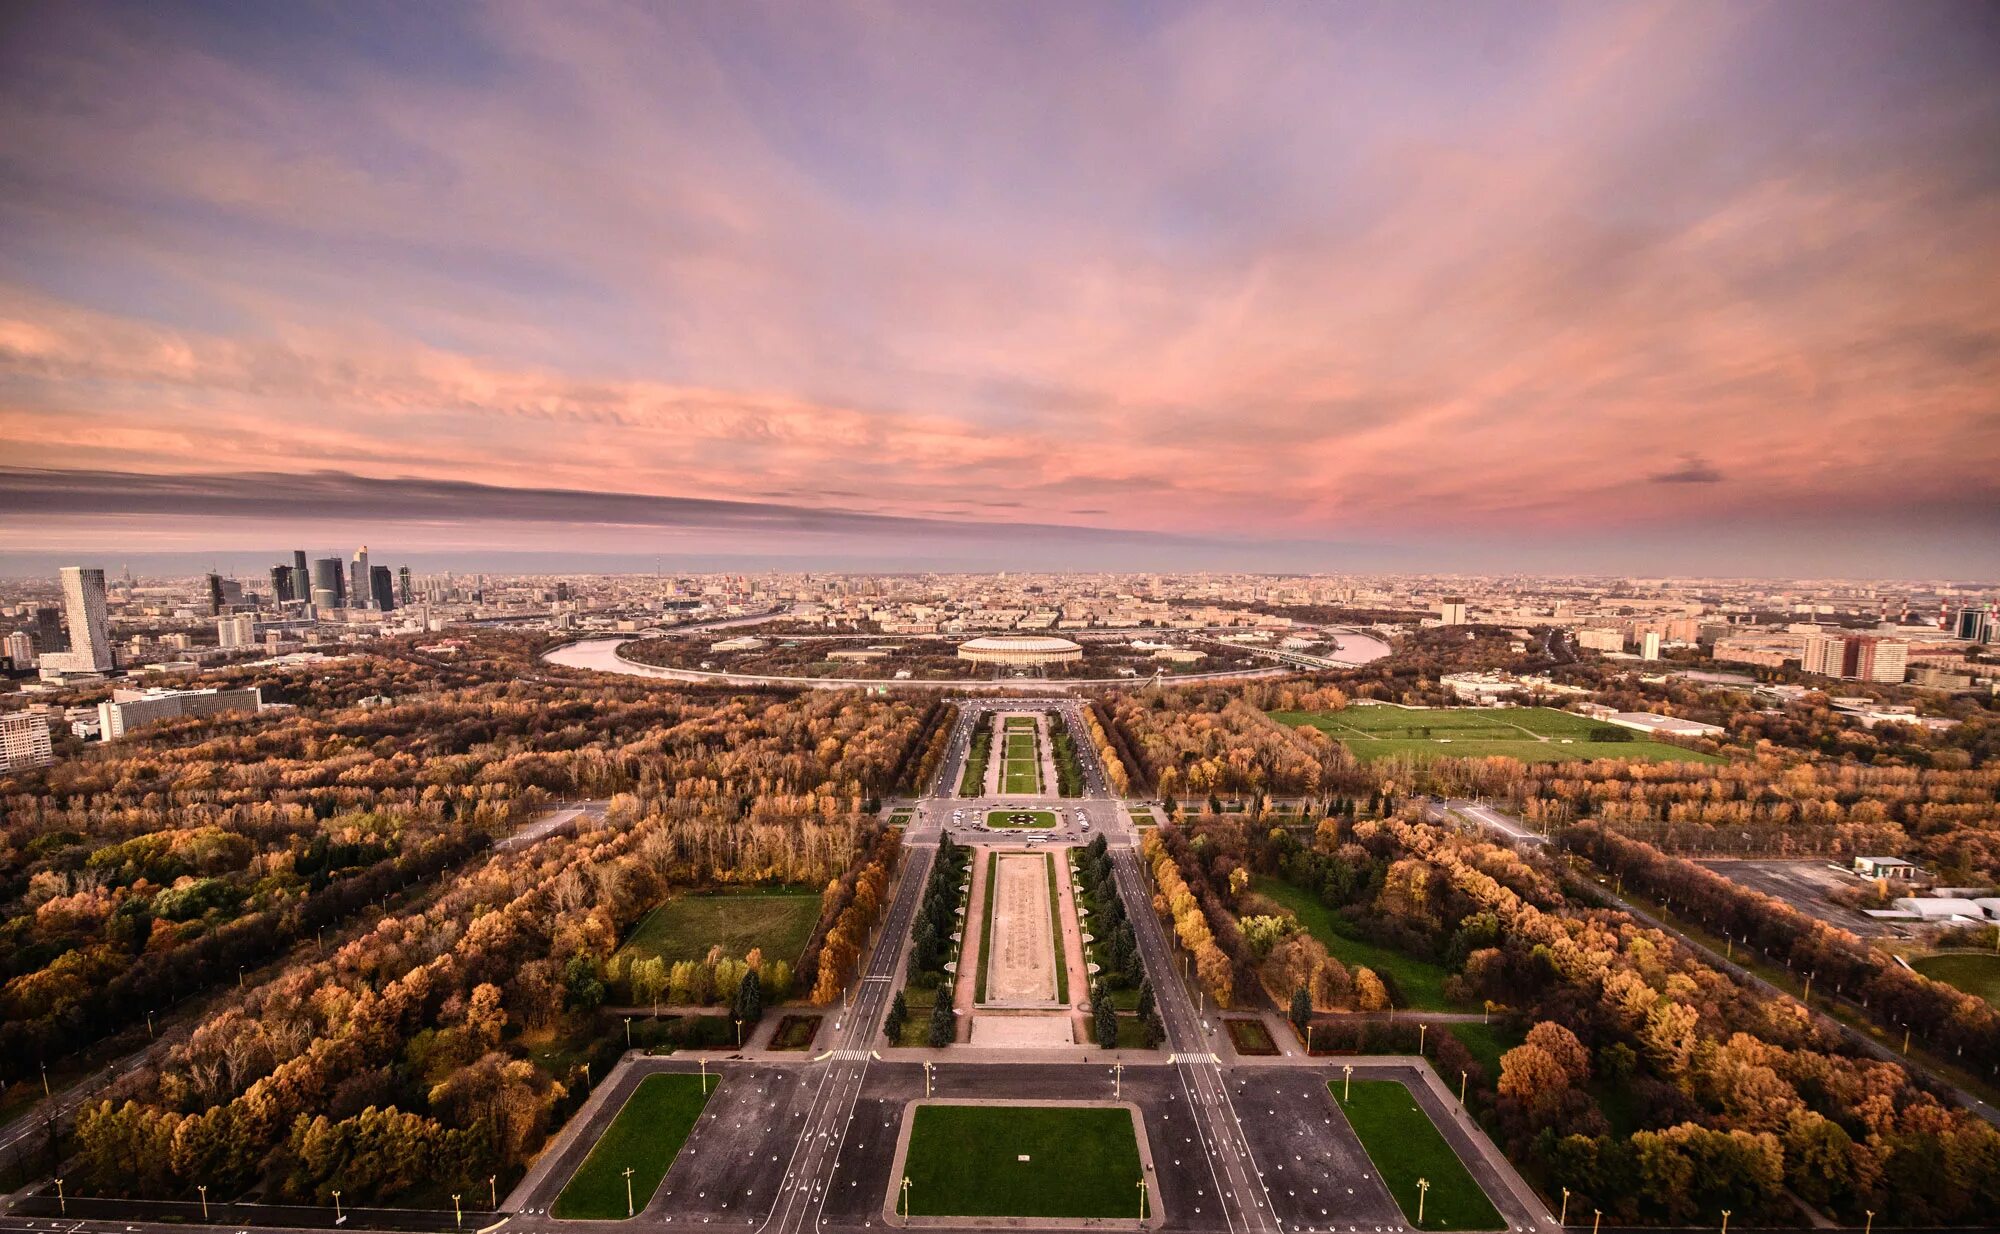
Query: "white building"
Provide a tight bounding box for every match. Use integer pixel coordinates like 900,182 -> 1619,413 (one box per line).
956,634 -> 1083,666
1853,855 -> 1921,881
39,566 -> 115,676
1891,896 -> 1988,922
217,614 -> 259,648
98,685 -> 263,741
0,709 -> 54,773
1439,597 -> 1468,626
1576,628 -> 1624,653
1641,631 -> 1661,661
4,630 -> 35,668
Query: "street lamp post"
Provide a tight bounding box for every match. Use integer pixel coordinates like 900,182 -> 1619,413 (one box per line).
736,1019 -> 744,1048
489,1175 -> 497,1210
1459,1070 -> 1467,1105
1416,1178 -> 1430,1226
1559,1187 -> 1569,1226
1137,1178 -> 1148,1222
900,1175 -> 913,1220
1418,1023 -> 1428,1055
923,1061 -> 933,1099
700,1055 -> 709,1094
198,1184 -> 210,1221
1864,1211 -> 1875,1234
1342,1064 -> 1353,1101
1592,1209 -> 1601,1234
582,1061 -> 591,1090
1721,1209 -> 1731,1234
54,1177 -> 64,1217
40,1061 -> 49,1099
147,1010 -> 155,1039
623,1167 -> 636,1218
1113,1062 -> 1124,1100
332,1189 -> 344,1225
453,1194 -> 463,1228
625,1017 -> 632,1048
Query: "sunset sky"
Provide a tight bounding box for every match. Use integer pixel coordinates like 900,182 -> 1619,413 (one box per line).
3,1 -> 1998,575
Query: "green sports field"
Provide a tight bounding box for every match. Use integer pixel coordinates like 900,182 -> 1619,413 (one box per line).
614,890 -> 821,968
552,1073 -> 713,1218
988,809 -> 1058,829
900,1104 -> 1144,1219
1270,706 -> 1721,765
1913,952 -> 2000,1008
1000,721 -> 1044,793
1332,1080 -> 1502,1230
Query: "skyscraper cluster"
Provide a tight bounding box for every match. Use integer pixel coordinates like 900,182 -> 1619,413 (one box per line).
275,545 -> 400,613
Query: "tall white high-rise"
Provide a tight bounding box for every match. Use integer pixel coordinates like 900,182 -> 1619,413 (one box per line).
4,630 -> 34,668
40,567 -> 114,675
350,545 -> 373,610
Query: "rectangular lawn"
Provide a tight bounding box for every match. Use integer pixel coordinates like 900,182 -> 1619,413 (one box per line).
615,890 -> 820,968
1269,706 -> 1719,765
1332,1080 -> 1502,1231
552,1073 -> 713,1218
902,1104 -> 1143,1218
987,809 -> 1058,828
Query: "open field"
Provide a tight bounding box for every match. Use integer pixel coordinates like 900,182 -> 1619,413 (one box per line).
1270,705 -> 1721,765
614,889 -> 820,968
988,809 -> 1058,829
900,1104 -> 1143,1219
1332,1080 -> 1502,1231
552,1073 -> 713,1218
1253,875 -> 1456,1010
1914,952 -> 2000,1007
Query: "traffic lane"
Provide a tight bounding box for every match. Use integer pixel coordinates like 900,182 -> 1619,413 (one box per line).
649,1065 -> 816,1221
1228,1068 -> 1400,1231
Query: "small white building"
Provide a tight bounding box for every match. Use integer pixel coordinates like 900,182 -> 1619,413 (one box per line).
1854,856 -> 1922,881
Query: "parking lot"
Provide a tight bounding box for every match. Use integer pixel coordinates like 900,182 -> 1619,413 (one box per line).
1696,858 -> 1909,937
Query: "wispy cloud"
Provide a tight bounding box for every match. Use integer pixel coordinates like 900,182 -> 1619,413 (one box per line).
1,2 -> 1997,569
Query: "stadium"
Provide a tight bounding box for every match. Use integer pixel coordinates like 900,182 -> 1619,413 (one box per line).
955,634 -> 1084,667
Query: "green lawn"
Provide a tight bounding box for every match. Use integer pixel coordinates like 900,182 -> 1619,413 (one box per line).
901,1104 -> 1144,1219
1447,1021 -> 1523,1085
960,724 -> 993,795
1001,726 -> 1043,794
1046,853 -> 1068,1005
1253,875 -> 1457,1010
552,1073 -> 714,1219
1269,706 -> 1720,765
1332,1081 -> 1502,1231
615,890 -> 821,968
988,809 -> 1058,829
1914,952 -> 2000,1008
975,851 -> 997,1002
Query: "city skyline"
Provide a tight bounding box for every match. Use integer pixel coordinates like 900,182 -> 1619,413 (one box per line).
4,3 -> 1998,573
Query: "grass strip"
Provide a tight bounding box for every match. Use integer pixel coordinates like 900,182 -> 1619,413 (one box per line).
1046,852 -> 1069,1005
975,851 -> 997,1003
1331,1080 -> 1502,1231
551,1073 -> 713,1219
